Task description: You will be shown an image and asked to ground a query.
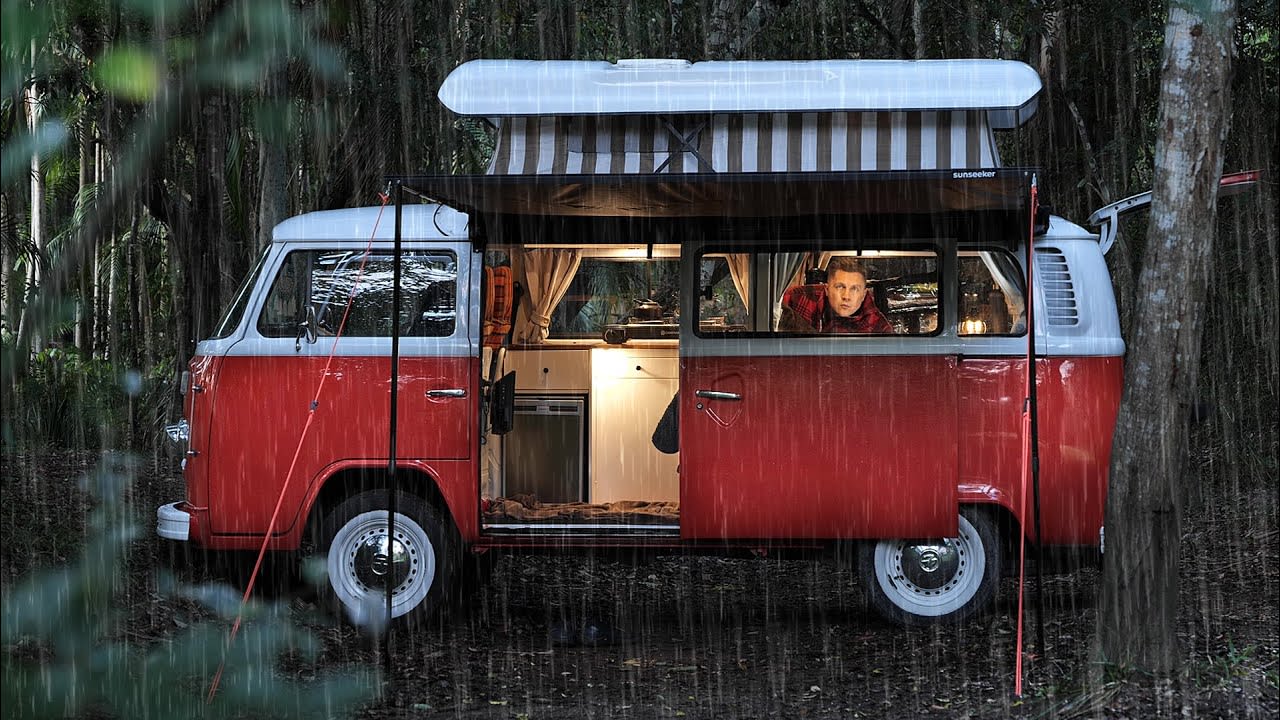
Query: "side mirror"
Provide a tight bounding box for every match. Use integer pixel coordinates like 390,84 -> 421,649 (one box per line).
295,306 -> 318,351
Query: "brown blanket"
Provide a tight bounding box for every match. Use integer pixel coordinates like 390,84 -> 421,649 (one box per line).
484,495 -> 680,523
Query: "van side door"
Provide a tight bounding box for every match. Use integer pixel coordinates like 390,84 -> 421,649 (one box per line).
679,243 -> 959,540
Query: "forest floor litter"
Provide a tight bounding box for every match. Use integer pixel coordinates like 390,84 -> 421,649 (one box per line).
2,450 -> 1276,719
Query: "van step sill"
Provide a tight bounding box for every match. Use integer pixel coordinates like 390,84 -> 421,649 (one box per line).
482,523 -> 680,536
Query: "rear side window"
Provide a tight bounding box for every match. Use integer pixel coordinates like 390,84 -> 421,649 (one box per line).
257,250 -> 458,338
696,248 -> 940,336
958,249 -> 1026,336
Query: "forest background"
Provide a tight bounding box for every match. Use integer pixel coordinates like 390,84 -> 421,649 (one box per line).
2,1 -> 1275,459
0,0 -> 1276,717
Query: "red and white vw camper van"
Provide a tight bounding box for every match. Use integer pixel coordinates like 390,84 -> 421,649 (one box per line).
158,59 -> 1129,627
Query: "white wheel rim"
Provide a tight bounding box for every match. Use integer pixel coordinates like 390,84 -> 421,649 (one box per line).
327,510 -> 436,620
872,514 -> 986,618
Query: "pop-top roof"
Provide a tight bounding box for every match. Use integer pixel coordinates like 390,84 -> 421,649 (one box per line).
439,59 -> 1043,129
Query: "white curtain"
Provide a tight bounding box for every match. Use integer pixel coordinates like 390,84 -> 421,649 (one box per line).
516,249 -> 582,343
768,252 -> 808,330
726,253 -> 752,309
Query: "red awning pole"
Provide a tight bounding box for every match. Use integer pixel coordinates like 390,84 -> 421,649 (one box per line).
1015,175 -> 1046,696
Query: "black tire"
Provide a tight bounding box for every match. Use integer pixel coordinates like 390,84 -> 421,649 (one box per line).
859,507 -> 1001,626
319,490 -> 456,629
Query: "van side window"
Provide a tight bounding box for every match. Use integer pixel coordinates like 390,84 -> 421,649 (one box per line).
696,248 -> 940,335
958,250 -> 1026,336
256,250 -> 458,338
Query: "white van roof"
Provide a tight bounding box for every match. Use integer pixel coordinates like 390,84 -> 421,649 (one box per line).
439,59 -> 1042,128
272,204 -> 468,242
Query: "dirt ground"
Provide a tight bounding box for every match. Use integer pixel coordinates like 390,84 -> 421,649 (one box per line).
2,450 -> 1277,719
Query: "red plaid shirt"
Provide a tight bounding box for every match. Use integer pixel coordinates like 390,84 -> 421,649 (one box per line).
779,284 -> 893,334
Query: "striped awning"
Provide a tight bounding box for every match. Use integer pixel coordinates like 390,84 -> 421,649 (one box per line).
488,111 -> 1001,175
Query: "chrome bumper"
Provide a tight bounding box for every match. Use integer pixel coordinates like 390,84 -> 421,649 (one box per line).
156,502 -> 191,541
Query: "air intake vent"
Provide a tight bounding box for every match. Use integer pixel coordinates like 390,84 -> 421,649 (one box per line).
1036,249 -> 1079,326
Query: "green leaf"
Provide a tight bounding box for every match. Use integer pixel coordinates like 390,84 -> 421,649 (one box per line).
0,0 -> 51,98
0,121 -> 70,188
95,46 -> 161,101
1,565 -> 78,643
178,583 -> 251,619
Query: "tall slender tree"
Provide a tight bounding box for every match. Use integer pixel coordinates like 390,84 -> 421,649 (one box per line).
1095,0 -> 1238,675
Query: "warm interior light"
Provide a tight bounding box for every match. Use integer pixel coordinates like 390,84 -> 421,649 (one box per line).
961,318 -> 988,335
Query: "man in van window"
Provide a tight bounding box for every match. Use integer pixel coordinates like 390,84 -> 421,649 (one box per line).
778,257 -> 893,334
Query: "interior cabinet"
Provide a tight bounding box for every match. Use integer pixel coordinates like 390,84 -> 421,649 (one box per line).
589,347 -> 680,503
505,348 -> 591,392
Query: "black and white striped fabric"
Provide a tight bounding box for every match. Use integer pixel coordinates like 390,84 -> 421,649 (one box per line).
487,111 -> 1000,175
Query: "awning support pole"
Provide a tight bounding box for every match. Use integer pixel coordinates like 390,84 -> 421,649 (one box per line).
384,180 -> 404,687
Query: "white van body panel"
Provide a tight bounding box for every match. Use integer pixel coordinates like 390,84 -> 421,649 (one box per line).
1035,216 -> 1124,357
196,207 -> 474,358
272,204 -> 469,242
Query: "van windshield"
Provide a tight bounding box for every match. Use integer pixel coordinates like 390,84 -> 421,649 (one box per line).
210,247 -> 269,339
257,250 -> 458,338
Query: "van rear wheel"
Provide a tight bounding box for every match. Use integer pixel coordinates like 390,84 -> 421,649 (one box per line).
320,491 -> 455,629
860,508 -> 1000,626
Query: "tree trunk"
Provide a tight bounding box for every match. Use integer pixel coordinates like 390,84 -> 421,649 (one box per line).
21,39 -> 45,353
75,118 -> 95,355
1096,0 -> 1236,677
911,0 -> 924,58
705,0 -> 736,58
1,192 -> 14,335
256,87 -> 289,252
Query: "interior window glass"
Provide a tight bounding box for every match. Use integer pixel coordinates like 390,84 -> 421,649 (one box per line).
697,255 -> 750,332
547,258 -> 680,339
959,250 -> 1026,336
697,249 -> 938,335
257,250 -> 457,338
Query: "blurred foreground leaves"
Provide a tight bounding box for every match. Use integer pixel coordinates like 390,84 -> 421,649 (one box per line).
0,453 -> 379,719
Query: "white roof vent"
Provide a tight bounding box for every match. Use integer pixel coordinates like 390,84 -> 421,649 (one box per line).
614,58 -> 692,70
1036,249 -> 1079,326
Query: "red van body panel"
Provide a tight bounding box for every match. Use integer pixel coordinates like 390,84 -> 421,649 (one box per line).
195,354 -> 478,548
679,353 -> 1122,544
956,356 -> 1122,544
680,354 -> 960,540
180,353 -> 222,543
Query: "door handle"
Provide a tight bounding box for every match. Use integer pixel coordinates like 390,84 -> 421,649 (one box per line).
694,389 -> 741,401
427,388 -> 467,398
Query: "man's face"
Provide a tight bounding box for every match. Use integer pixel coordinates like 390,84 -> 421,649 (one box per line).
826,269 -> 868,318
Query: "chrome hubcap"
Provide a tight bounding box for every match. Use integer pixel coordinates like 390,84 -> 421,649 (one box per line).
347,527 -> 418,594
900,541 -> 961,590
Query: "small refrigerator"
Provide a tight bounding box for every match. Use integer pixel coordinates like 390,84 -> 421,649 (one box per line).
503,395 -> 586,503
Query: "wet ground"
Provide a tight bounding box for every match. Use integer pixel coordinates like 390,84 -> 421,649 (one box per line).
3,451 -> 1277,719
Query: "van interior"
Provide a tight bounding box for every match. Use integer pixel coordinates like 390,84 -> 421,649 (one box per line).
475,241 -> 1026,536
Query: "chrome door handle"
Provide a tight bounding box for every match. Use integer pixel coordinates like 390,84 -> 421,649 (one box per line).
694,389 -> 741,401
427,388 -> 467,398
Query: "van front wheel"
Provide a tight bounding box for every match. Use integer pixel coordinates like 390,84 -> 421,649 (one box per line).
860,508 -> 1000,626
320,491 -> 455,629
